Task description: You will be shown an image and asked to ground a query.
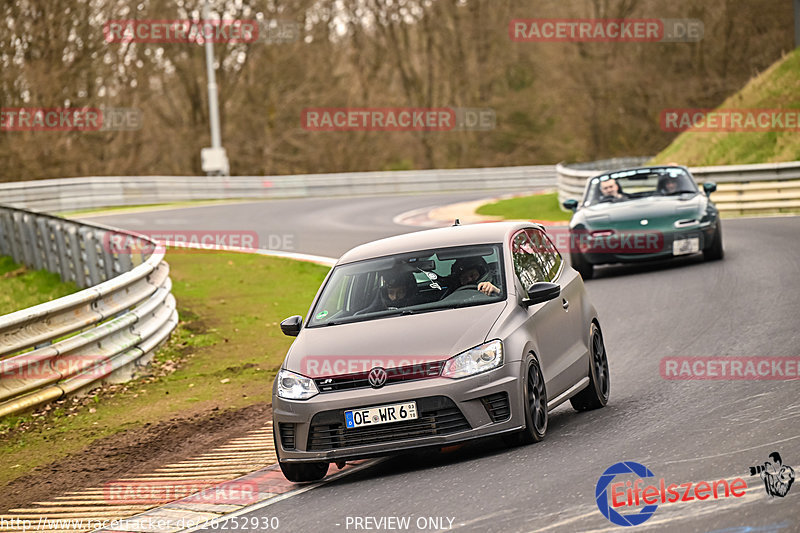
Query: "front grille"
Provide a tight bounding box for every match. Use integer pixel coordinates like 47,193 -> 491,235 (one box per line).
278,423 -> 296,450
307,396 -> 470,451
315,361 -> 445,393
480,392 -> 511,422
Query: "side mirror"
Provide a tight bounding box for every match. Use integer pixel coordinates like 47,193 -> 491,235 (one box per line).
524,282 -> 561,307
280,315 -> 303,337
562,199 -> 579,212
703,182 -> 717,196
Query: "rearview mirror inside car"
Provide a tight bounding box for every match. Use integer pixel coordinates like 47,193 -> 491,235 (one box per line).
407,259 -> 435,271
280,315 -> 303,336
524,282 -> 561,306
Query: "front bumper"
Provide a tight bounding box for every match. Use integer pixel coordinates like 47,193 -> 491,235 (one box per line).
272,361 -> 524,463
580,223 -> 717,265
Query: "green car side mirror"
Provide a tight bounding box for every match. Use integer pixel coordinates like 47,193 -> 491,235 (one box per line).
703,182 -> 717,197
563,199 -> 579,212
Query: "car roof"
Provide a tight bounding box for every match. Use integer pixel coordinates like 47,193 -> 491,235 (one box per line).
337,221 -> 543,264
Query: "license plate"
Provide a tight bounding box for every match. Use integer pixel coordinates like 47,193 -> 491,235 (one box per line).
673,237 -> 700,256
345,401 -> 418,429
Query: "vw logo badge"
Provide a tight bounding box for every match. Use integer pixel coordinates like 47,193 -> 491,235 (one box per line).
368,367 -> 388,388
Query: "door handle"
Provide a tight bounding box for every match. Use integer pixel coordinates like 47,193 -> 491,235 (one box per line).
562,298 -> 569,310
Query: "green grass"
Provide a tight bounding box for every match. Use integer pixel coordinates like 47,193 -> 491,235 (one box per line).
0,251 -> 329,486
651,48 -> 800,166
0,256 -> 79,316
476,191 -> 572,222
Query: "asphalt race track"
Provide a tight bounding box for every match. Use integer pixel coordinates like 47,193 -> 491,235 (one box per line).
85,192 -> 506,259
88,196 -> 800,533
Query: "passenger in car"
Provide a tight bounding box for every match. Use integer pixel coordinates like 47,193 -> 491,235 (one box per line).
657,175 -> 679,194
357,271 -> 418,315
383,271 -> 417,307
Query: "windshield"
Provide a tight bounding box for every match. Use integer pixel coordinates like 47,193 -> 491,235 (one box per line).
584,167 -> 698,206
307,244 -> 506,327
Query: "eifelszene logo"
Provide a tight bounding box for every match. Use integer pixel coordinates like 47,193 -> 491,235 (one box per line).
596,461 -> 747,527
749,452 -> 795,498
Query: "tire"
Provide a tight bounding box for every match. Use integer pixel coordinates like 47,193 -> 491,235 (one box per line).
503,357 -> 548,447
570,322 -> 610,411
273,427 -> 329,482
570,252 -> 594,280
703,224 -> 724,261
278,460 -> 330,483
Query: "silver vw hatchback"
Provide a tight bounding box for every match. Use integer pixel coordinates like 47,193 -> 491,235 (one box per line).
273,222 -> 610,482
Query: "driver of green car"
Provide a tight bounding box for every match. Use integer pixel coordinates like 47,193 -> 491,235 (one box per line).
599,177 -> 628,201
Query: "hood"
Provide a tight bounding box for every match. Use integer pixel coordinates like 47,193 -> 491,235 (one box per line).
284,301 -> 507,378
575,194 -> 707,231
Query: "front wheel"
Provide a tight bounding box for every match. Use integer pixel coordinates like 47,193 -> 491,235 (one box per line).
570,252 -> 594,280
278,460 -> 330,483
703,224 -> 724,261
274,428 -> 329,482
570,322 -> 610,411
504,357 -> 548,447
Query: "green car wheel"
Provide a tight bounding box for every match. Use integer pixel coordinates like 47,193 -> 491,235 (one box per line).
570,252 -> 594,280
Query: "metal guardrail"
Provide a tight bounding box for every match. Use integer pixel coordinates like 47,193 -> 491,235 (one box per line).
557,159 -> 800,212
0,166 -> 558,212
0,205 -> 178,418
712,180 -> 800,213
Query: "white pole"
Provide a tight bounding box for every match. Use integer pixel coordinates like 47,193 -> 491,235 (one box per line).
795,0 -> 800,48
203,0 -> 222,149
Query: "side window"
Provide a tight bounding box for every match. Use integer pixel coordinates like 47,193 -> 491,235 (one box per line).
512,231 -> 546,291
527,229 -> 563,281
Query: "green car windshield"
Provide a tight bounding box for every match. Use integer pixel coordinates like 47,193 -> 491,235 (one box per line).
585,167 -> 698,206
308,244 -> 506,327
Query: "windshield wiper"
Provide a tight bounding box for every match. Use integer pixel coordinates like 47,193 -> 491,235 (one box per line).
382,308 -> 417,317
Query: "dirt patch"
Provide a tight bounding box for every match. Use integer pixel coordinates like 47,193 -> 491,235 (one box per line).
1,402 -> 273,512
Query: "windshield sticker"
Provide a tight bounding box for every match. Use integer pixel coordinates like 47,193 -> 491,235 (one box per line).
315,310 -> 328,320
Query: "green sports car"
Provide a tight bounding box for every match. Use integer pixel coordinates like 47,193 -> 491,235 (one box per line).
562,165 -> 723,279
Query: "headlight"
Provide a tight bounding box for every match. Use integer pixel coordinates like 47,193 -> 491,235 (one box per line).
276,369 -> 319,400
442,340 -> 503,379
